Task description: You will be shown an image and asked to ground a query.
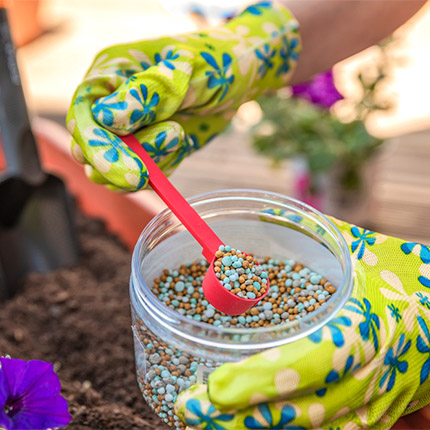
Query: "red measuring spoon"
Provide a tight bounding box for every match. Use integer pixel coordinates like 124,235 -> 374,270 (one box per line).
121,135 -> 269,315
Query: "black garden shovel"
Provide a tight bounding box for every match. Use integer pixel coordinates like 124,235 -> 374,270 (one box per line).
0,9 -> 79,300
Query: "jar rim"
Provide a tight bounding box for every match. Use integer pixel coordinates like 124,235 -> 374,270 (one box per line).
131,189 -> 353,350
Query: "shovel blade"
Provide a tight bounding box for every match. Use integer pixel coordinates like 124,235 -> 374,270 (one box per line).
0,174 -> 80,300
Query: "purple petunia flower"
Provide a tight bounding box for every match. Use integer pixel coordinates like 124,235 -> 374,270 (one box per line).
0,357 -> 71,430
291,70 -> 343,108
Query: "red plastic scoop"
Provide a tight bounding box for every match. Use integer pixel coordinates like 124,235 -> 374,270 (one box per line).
121,135 -> 269,315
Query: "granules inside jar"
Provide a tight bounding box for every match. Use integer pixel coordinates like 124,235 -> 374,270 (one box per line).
153,256 -> 334,327
133,255 -> 336,429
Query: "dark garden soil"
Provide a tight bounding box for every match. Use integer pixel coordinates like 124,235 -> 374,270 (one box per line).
0,213 -> 169,430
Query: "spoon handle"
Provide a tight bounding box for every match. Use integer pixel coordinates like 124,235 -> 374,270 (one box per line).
121,135 -> 223,260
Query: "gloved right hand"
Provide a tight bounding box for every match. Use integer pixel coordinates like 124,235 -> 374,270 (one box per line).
66,1 -> 301,191
175,215 -> 430,429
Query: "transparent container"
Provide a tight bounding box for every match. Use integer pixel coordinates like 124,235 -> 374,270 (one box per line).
130,189 -> 353,429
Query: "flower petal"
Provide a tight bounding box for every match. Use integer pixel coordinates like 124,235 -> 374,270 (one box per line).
13,395 -> 71,430
0,359 -> 71,430
0,410 -> 13,430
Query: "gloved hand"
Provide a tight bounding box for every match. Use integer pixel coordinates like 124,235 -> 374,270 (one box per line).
66,1 -> 301,191
175,216 -> 430,429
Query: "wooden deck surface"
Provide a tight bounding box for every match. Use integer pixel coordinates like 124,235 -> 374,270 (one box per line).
170,126 -> 430,245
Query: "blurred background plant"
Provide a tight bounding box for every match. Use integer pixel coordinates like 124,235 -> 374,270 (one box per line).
251,36 -> 401,223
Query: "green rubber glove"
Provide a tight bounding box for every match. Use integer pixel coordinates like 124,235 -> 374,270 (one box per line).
66,1 -> 301,191
175,216 -> 430,429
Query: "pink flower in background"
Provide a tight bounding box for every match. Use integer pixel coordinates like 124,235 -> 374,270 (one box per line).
291,70 -> 343,108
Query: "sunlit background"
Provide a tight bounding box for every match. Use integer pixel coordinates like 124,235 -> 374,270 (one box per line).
4,0 -> 430,246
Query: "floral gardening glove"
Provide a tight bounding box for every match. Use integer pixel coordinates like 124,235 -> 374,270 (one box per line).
175,217 -> 430,429
66,1 -> 300,191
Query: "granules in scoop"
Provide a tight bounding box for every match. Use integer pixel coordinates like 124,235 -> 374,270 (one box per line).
214,245 -> 268,299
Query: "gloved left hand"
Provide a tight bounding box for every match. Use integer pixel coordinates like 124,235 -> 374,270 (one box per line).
174,217 -> 430,429
66,1 -> 301,191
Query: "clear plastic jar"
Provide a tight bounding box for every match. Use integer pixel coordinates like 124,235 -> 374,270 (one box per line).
130,189 -> 353,429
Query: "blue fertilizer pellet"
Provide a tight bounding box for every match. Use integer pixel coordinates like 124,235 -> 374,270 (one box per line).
299,269 -> 308,277
166,384 -> 175,393
246,292 -> 256,299
229,273 -> 239,282
310,275 -> 321,285
174,281 -> 185,292
205,308 -> 215,318
222,256 -> 233,266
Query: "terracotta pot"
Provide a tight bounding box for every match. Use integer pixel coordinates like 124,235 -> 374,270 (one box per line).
0,0 -> 43,47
